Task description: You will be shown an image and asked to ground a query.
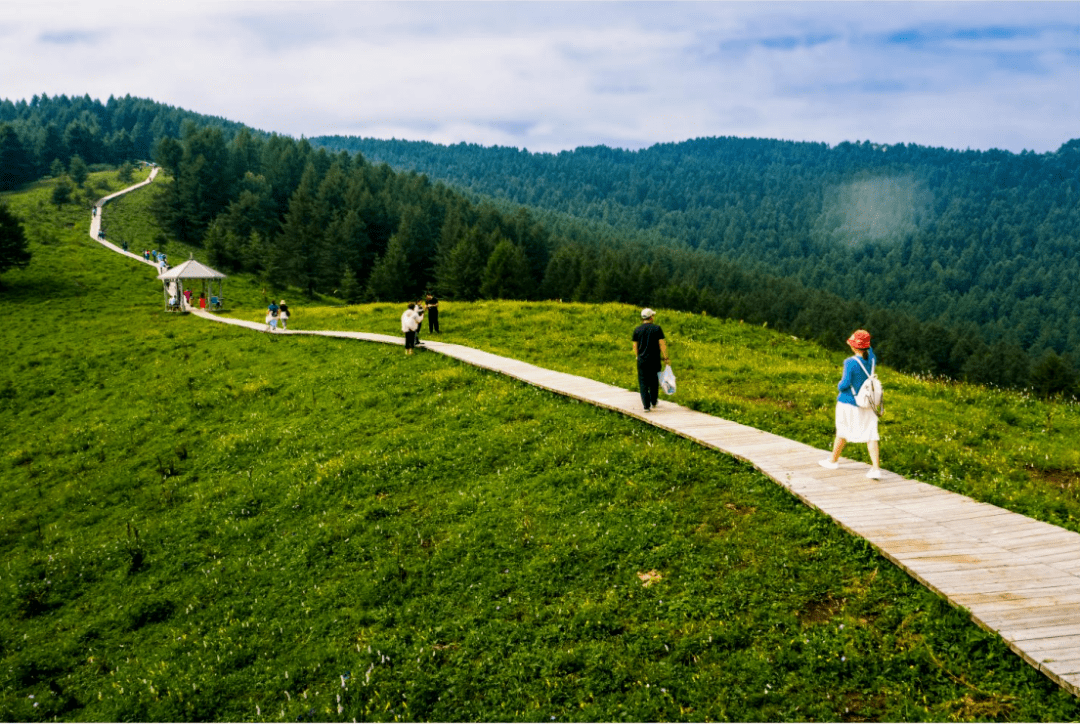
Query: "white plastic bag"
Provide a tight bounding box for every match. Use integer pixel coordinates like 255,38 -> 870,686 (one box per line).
659,365 -> 676,395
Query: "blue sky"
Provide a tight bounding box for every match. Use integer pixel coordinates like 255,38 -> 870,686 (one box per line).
4,1 -> 1078,153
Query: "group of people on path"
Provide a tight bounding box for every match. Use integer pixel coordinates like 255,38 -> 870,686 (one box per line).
633,307 -> 883,479
143,249 -> 167,271
265,300 -> 290,331
400,294 -> 440,355
167,286 -> 208,312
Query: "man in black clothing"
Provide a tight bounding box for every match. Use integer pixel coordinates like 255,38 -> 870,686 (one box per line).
426,293 -> 440,333
632,307 -> 669,412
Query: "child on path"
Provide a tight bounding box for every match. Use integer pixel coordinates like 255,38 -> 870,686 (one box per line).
819,329 -> 882,479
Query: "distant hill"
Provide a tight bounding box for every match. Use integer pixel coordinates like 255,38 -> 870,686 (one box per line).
310,135 -> 1080,369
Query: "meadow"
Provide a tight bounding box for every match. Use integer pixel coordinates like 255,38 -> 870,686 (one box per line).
1,171 -> 1078,721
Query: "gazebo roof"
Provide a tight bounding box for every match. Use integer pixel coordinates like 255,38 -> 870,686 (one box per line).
158,259 -> 227,280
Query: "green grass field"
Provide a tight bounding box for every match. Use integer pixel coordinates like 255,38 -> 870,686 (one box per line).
1,172 -> 1078,721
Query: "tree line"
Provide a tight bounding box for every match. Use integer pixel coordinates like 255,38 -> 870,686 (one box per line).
0,94 -> 1074,395
311,134 -> 1080,392
0,93 -> 253,191
157,123 -> 1075,396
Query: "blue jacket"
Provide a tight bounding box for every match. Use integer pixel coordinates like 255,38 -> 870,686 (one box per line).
837,348 -> 877,406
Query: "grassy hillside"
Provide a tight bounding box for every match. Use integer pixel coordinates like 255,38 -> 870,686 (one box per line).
2,173 -> 1079,721
296,303 -> 1080,537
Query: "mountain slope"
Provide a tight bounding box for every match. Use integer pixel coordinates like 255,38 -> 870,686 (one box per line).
310,135 -> 1080,366
2,172 -> 1079,720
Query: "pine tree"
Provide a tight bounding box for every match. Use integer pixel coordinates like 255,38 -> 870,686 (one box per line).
437,231 -> 487,300
0,203 -> 31,284
68,155 -> 89,187
365,235 -> 411,301
481,240 -> 533,299
0,125 -> 35,191
51,179 -> 74,206
339,265 -> 363,304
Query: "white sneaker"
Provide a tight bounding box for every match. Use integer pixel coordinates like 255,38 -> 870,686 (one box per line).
866,468 -> 882,480
818,459 -> 839,470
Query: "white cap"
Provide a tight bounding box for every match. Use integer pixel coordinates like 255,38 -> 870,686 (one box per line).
641,308 -> 656,319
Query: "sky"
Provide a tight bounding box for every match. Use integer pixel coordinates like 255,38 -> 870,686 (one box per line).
3,1 -> 1078,154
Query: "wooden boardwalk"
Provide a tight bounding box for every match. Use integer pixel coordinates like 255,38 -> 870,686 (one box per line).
103,179 -> 1080,697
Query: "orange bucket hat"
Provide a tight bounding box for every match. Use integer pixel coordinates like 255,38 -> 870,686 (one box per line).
847,329 -> 872,349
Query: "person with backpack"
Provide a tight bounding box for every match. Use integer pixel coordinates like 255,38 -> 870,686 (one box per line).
819,329 -> 882,479
267,300 -> 279,331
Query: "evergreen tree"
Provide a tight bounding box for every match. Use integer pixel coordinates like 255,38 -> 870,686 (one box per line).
365,235 -> 411,301
542,244 -> 583,300
1030,352 -> 1078,400
51,179 -> 73,206
36,122 -> 66,176
339,264 -> 363,304
68,154 -> 88,187
481,239 -> 533,299
437,230 -> 487,300
277,163 -> 324,293
0,203 -> 31,283
0,124 -> 35,191
63,119 -> 98,164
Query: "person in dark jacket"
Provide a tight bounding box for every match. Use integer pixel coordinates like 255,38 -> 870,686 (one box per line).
631,308 -> 669,413
426,293 -> 440,333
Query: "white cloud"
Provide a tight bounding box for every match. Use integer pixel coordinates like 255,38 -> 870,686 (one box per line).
3,1 -> 1076,153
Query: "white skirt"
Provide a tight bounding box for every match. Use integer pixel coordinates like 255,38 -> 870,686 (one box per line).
835,402 -> 879,443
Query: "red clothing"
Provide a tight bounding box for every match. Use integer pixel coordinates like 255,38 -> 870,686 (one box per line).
199,297 -> 207,310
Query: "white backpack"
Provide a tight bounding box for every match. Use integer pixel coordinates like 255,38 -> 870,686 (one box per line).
851,356 -> 884,416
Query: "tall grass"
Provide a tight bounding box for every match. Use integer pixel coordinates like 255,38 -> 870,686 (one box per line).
1,172 -> 1077,721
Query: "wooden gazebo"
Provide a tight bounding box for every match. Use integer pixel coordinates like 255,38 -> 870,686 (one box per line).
157,257 -> 227,311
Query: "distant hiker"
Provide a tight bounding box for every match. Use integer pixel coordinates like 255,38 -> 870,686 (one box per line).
819,329 -> 882,479
426,293 -> 440,333
278,300 -> 290,330
632,308 -> 669,413
267,300 -> 279,331
401,303 -> 422,355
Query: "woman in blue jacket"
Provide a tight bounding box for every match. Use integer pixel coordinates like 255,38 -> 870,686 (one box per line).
819,329 -> 882,479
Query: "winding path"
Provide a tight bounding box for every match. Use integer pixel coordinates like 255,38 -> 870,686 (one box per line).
90,173 -> 1080,697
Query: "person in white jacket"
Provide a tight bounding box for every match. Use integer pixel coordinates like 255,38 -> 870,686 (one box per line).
401,303 -> 422,355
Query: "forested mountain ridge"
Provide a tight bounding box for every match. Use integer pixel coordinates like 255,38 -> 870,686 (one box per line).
1,93 -> 1075,392
310,135 -> 1080,366
0,93 -> 256,190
